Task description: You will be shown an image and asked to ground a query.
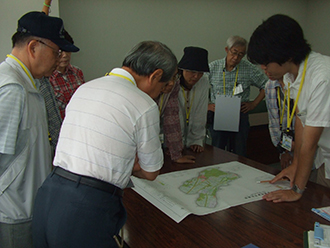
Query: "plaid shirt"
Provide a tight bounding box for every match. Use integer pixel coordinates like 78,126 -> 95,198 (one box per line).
209,58 -> 267,103
50,64 -> 85,119
38,77 -> 62,154
265,80 -> 295,147
157,81 -> 183,161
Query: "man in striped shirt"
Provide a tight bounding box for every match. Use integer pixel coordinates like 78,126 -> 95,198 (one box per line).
32,41 -> 177,248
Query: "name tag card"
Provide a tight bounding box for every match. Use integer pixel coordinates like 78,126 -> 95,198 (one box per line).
213,95 -> 241,132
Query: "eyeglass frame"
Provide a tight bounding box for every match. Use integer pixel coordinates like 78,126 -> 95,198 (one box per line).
228,48 -> 246,59
36,40 -> 62,58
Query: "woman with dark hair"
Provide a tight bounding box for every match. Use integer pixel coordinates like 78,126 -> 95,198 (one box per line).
177,46 -> 210,153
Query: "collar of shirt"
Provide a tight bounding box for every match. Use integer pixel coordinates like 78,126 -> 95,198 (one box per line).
223,57 -> 239,72
110,68 -> 136,86
53,64 -> 75,77
5,55 -> 39,92
268,79 -> 282,90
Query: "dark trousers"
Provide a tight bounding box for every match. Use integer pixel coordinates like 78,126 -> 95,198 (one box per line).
209,112 -> 250,157
32,172 -> 126,248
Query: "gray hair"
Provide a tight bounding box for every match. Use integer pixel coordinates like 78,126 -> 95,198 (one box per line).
122,41 -> 177,82
226,36 -> 247,49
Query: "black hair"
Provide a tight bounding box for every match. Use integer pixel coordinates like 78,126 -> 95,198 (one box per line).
247,14 -> 311,65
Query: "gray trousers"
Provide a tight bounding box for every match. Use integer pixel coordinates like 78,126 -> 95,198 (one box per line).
0,221 -> 33,248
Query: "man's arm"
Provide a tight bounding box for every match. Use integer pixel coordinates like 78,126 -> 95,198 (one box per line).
294,124 -> 323,190
42,0 -> 52,15
241,89 -> 265,113
132,159 -> 159,181
263,116 -> 323,203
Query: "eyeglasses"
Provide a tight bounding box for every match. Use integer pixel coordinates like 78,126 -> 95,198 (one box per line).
172,73 -> 180,82
184,70 -> 204,77
37,40 -> 62,58
229,49 -> 245,59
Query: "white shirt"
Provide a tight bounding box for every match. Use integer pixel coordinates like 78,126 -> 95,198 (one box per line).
284,52 -> 330,178
53,68 -> 163,188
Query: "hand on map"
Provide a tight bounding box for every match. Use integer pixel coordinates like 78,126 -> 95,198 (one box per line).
174,155 -> 196,164
262,164 -> 302,202
190,145 -> 204,153
262,189 -> 302,202
269,164 -> 297,187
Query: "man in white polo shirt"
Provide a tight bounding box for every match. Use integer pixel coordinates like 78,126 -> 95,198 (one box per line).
32,41 -> 177,248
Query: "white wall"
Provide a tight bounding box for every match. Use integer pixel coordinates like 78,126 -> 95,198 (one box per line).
0,1 -> 59,60
305,0 -> 330,56
59,0 -> 310,82
2,0 -> 329,85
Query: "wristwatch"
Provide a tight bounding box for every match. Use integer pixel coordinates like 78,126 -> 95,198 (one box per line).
291,184 -> 305,194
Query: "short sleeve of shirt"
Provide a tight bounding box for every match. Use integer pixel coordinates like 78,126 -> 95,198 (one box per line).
0,84 -> 25,154
136,105 -> 163,172
250,64 -> 267,89
306,79 -> 330,127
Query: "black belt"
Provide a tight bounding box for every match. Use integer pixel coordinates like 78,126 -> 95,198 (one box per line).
53,167 -> 124,197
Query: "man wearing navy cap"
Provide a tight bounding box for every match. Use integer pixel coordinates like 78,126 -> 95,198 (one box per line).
0,11 -> 79,248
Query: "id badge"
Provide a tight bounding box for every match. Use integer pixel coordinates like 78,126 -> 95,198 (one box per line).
281,132 -> 293,151
233,84 -> 243,95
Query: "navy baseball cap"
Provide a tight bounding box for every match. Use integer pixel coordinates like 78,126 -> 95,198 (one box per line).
17,11 -> 79,52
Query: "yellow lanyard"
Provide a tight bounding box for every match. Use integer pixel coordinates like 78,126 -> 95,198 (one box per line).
287,55 -> 309,131
7,55 -> 52,141
277,83 -> 290,130
222,66 -> 239,95
181,86 -> 196,125
107,72 -> 135,85
159,94 -> 164,115
7,54 -> 37,89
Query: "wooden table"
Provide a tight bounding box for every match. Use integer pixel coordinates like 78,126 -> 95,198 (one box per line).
122,145 -> 330,247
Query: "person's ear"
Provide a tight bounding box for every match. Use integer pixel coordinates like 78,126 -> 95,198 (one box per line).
149,69 -> 163,84
225,47 -> 229,53
27,40 -> 38,59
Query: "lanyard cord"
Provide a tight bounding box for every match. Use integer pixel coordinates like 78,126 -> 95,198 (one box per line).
7,55 -> 53,141
287,55 -> 309,130
107,72 -> 135,85
7,54 -> 37,89
287,84 -> 290,132
159,94 -> 164,115
277,86 -> 287,130
181,86 -> 196,125
222,66 -> 239,95
276,82 -> 291,131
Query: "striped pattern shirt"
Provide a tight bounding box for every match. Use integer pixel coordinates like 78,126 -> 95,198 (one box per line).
53,68 -> 163,188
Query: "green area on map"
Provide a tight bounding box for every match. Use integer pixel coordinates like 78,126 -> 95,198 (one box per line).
179,168 -> 239,208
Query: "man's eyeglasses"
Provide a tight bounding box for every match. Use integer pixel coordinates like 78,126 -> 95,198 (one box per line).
37,40 -> 62,58
171,73 -> 180,82
229,49 -> 245,59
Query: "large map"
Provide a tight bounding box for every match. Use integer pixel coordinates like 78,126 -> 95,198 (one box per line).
131,161 -> 290,223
